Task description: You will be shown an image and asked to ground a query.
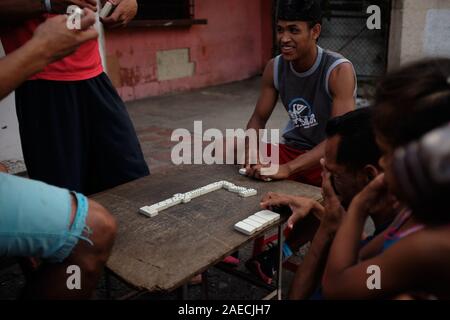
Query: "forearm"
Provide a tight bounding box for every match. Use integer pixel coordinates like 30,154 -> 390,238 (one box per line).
289,224 -> 335,299
323,207 -> 366,281
0,39 -> 48,100
246,114 -> 266,131
0,0 -> 45,24
287,140 -> 325,175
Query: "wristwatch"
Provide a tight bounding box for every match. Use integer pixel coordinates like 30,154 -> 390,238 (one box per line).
41,0 -> 53,13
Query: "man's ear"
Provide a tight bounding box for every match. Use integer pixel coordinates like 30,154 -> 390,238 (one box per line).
312,23 -> 321,41
363,164 -> 380,183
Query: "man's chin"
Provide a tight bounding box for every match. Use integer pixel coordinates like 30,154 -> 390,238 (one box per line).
281,53 -> 300,61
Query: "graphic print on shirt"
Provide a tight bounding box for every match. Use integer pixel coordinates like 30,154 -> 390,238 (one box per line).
288,98 -> 318,129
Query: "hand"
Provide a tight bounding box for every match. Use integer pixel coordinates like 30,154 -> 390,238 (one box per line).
348,173 -> 392,219
348,173 -> 396,218
50,0 -> 98,13
32,9 -> 98,64
102,0 -> 138,28
260,163 -> 291,181
320,167 -> 346,234
260,192 -> 324,229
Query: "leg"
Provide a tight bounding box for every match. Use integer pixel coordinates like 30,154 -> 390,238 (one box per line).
277,224 -> 283,300
0,173 -> 117,299
15,80 -> 87,192
22,197 -> 117,299
84,73 -> 149,195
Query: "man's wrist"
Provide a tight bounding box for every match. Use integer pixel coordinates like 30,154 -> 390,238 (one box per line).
317,222 -> 337,240
25,37 -> 52,70
41,0 -> 53,13
285,162 -> 295,176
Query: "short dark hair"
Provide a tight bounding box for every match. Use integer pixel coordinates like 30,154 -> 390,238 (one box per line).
373,58 -> 450,149
277,0 -> 322,27
326,108 -> 381,171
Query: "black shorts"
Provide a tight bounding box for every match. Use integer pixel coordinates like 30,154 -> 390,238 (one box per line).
15,73 -> 150,195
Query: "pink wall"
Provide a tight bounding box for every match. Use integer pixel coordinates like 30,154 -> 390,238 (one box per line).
104,0 -> 273,102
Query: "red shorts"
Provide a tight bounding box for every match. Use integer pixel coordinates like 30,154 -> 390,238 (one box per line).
266,144 -> 322,187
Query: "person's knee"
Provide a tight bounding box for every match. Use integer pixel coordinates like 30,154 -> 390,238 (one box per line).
83,200 -> 117,263
0,162 -> 8,173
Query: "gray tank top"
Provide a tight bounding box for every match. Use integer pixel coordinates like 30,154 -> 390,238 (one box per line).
274,46 -> 356,150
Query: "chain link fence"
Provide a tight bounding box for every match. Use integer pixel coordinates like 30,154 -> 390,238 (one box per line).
319,0 -> 391,79
272,0 -> 391,80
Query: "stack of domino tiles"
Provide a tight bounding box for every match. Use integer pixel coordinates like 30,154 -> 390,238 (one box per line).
139,181 -> 258,218
234,210 -> 280,235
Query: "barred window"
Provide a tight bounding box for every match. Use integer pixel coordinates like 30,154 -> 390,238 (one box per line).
135,0 -> 193,20
131,0 -> 206,27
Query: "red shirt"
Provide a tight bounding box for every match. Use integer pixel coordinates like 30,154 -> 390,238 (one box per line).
1,14 -> 103,81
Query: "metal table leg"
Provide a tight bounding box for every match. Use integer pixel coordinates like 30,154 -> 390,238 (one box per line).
277,224 -> 283,300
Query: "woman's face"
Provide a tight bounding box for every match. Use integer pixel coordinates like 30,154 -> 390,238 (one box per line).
376,134 -> 401,197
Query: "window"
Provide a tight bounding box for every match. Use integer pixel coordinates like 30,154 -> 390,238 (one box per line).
130,0 -> 207,27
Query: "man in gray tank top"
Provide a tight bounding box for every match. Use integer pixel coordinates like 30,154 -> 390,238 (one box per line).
244,0 -> 356,187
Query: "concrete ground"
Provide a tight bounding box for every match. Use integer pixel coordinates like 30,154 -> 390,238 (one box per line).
0,76 -> 373,300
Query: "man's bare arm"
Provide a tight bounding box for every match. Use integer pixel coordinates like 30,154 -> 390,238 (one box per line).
0,40 -> 48,99
0,11 -> 97,100
290,169 -> 345,299
328,62 -> 356,117
289,224 -> 334,299
244,59 -> 279,173
246,59 -> 279,131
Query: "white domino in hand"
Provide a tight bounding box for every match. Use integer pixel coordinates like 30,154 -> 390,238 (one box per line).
238,168 -> 272,182
100,1 -> 114,19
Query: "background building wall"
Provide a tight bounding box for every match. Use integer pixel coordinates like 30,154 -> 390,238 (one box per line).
388,0 -> 450,70
104,0 -> 274,102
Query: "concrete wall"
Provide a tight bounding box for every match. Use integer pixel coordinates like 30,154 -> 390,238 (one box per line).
104,0 -> 273,102
388,0 -> 450,70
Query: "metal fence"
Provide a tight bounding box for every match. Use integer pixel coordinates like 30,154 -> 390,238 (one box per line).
321,0 -> 391,79
273,0 -> 392,79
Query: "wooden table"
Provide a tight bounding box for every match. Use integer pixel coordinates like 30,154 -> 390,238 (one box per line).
92,165 -> 322,297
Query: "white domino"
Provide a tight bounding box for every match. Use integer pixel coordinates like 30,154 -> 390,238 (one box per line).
233,210 -> 280,235
100,1 -> 114,19
223,182 -> 235,191
139,206 -> 158,218
247,215 -> 269,227
139,180 -> 258,218
234,221 -> 257,235
254,210 -> 280,224
171,197 -> 183,205
239,188 -> 257,198
242,218 -> 263,231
